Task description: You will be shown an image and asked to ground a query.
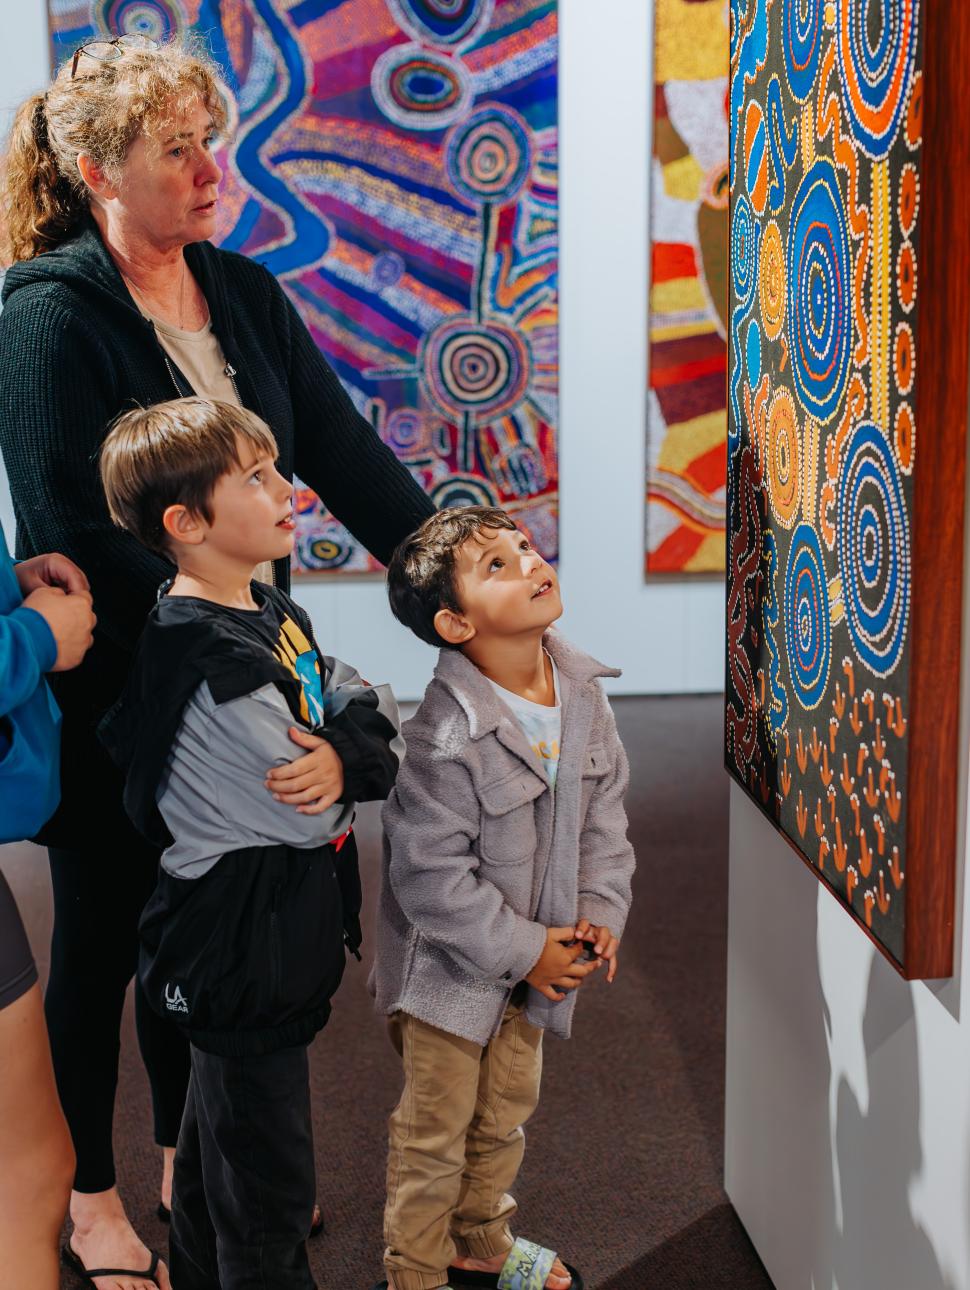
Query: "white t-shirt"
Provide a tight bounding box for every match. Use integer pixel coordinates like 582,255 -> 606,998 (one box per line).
486,656 -> 562,788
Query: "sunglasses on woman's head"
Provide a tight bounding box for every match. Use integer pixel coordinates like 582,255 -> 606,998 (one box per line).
70,34 -> 159,80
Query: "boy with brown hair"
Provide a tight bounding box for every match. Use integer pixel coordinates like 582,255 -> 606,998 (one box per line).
372,506 -> 636,1290
98,396 -> 403,1290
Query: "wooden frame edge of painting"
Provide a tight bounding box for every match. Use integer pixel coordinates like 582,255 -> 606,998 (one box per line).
901,0 -> 970,979
724,0 -> 969,979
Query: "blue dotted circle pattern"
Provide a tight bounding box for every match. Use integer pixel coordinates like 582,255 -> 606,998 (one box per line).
445,106 -> 532,206
387,0 -> 493,48
837,423 -> 911,676
836,0 -> 917,160
731,193 -> 758,309
371,44 -> 472,131
782,0 -> 824,101
784,523 -> 832,710
786,159 -> 851,424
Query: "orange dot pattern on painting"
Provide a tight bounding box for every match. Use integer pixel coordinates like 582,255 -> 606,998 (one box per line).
905,70 -> 923,151
760,220 -> 786,340
894,322 -> 914,396
897,242 -> 916,313
767,388 -> 801,528
895,401 -> 914,474
898,163 -> 919,237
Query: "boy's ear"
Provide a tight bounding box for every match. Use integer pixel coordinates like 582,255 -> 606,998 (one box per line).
433,607 -> 475,647
162,503 -> 206,547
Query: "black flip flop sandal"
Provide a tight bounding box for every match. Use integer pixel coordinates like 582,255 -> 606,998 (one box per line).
62,1242 -> 162,1287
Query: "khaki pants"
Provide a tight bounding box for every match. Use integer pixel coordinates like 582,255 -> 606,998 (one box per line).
383,993 -> 543,1290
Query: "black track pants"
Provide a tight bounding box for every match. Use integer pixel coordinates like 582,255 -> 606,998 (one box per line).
169,1043 -> 316,1290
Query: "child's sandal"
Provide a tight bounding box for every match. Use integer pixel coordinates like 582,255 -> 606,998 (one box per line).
449,1237 -> 584,1290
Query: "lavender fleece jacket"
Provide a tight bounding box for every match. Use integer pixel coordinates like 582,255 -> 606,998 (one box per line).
372,630 -> 636,1044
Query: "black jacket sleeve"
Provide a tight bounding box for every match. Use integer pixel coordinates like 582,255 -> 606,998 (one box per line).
319,701 -> 401,803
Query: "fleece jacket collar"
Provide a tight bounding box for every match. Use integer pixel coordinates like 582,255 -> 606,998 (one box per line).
432,629 -> 620,745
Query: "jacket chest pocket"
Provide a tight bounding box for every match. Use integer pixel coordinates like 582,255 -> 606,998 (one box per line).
479,771 -> 545,865
580,744 -> 609,816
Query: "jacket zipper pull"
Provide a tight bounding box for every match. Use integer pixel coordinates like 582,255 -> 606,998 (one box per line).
224,362 -> 236,378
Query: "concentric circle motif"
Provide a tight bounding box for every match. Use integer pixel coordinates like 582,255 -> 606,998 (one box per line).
837,0 -> 917,159
783,0 -> 824,101
784,522 -> 831,710
371,44 -> 472,132
384,407 -> 428,453
743,101 -> 769,215
98,0 -> 181,40
445,105 -> 531,206
894,321 -> 914,395
430,475 -> 498,510
731,193 -> 757,309
897,241 -> 916,313
303,536 -> 353,571
372,251 -> 406,289
422,317 -> 531,420
894,401 -> 914,474
760,220 -> 786,340
766,388 -> 801,528
787,159 -> 851,423
898,163 -> 919,237
387,0 -> 494,48
837,422 -> 910,676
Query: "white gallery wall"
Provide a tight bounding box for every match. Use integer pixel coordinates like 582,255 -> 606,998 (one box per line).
0,0 -> 724,700
724,399 -> 970,1282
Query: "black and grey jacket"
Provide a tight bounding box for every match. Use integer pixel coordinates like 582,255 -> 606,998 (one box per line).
100,582 -> 402,1056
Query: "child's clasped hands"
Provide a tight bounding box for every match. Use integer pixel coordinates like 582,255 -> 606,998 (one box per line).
525,919 -> 620,1001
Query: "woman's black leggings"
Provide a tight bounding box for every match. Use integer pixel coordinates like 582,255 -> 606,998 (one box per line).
46,831 -> 190,1193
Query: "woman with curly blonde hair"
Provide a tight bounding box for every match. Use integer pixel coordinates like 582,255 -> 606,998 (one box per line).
0,33 -> 433,1289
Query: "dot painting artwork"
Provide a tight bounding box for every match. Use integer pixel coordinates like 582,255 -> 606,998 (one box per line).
646,0 -> 730,575
49,0 -> 558,575
726,0 -> 970,977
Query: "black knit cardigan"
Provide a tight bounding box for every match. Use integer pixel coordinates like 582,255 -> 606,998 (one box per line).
0,219 -> 434,842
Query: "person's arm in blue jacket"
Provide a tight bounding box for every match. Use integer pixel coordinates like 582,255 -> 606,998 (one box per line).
1,547 -> 96,717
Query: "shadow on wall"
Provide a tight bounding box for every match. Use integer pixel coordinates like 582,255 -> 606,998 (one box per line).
826,956 -> 951,1290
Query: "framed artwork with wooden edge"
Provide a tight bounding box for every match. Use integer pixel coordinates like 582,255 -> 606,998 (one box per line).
725,0 -> 969,978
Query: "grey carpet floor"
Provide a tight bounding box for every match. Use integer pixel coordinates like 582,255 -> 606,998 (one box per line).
2,694 -> 773,1289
